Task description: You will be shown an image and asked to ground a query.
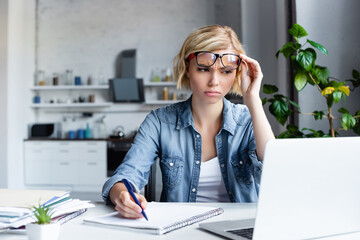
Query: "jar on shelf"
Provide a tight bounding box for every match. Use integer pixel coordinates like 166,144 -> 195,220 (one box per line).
53,73 -> 59,86
65,70 -> 73,85
36,70 -> 45,86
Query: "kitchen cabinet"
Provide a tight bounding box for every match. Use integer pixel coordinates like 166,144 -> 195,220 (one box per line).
24,140 -> 107,191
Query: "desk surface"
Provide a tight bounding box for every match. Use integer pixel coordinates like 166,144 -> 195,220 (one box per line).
1,202 -> 360,240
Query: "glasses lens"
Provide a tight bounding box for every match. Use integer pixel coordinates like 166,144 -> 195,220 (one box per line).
221,54 -> 241,69
196,52 -> 217,67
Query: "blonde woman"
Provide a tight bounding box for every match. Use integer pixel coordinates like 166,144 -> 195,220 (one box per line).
102,25 -> 274,219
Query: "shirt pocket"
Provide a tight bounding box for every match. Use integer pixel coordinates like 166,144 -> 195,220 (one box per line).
231,149 -> 253,185
160,155 -> 185,190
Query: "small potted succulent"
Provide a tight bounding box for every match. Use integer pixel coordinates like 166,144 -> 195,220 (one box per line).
26,203 -> 60,240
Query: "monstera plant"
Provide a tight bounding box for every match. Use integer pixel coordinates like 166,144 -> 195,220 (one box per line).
262,23 -> 360,138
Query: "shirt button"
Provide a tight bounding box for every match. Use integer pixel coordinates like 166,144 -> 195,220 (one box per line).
196,161 -> 200,165
196,134 -> 200,138
220,164 -> 225,168
217,138 -> 221,142
239,161 -> 243,165
192,188 -> 196,192
169,162 -> 174,167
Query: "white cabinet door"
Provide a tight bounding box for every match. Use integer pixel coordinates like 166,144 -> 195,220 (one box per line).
24,140 -> 106,188
50,142 -> 79,185
78,141 -> 107,185
24,142 -> 52,185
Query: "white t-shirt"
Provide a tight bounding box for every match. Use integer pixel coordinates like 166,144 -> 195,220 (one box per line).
196,156 -> 231,202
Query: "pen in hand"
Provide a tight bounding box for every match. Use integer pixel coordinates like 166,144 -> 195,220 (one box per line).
122,178 -> 148,221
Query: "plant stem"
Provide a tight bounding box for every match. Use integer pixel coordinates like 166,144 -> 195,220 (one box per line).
328,106 -> 335,137
308,73 -> 323,93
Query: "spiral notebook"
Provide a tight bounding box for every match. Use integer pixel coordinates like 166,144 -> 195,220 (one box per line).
84,202 -> 224,235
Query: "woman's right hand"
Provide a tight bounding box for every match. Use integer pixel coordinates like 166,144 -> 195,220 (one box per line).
109,182 -> 148,219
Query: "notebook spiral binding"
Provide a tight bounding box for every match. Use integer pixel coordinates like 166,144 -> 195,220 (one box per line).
161,207 -> 224,234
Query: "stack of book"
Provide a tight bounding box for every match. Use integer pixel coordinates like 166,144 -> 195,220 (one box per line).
0,189 -> 94,233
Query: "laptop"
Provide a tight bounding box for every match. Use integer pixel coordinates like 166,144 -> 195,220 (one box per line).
199,137 -> 360,240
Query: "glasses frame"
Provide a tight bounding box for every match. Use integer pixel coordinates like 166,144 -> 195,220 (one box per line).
187,51 -> 241,70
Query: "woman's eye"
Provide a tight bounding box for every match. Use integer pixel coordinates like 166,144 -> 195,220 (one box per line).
198,68 -> 209,72
223,70 -> 233,74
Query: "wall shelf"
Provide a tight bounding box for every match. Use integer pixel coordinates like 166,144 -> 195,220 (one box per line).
144,100 -> 182,105
30,85 -> 109,90
144,82 -> 177,87
30,103 -> 112,108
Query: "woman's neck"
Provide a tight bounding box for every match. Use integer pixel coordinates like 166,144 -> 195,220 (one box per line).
191,97 -> 223,129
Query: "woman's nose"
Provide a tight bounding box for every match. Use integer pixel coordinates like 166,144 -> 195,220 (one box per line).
208,66 -> 221,86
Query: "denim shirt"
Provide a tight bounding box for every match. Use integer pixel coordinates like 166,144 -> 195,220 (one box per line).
102,96 -> 262,204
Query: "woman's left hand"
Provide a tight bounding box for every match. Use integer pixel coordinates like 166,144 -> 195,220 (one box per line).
239,54 -> 263,104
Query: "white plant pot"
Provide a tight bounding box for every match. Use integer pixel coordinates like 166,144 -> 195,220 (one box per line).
26,222 -> 60,240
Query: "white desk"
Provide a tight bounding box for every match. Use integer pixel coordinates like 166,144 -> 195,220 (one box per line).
1,202 -> 256,240
2,202 -> 360,240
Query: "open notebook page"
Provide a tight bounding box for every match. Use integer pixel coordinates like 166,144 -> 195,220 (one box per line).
84,202 -> 223,234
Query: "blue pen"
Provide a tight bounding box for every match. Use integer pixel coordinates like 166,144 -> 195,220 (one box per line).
122,178 -> 148,221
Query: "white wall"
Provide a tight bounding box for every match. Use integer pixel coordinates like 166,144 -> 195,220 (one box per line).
6,0 -> 36,188
32,0 -> 219,135
240,0 -> 288,135
0,0 -> 9,187
297,0 -> 360,135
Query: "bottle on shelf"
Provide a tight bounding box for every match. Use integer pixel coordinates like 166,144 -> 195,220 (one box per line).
53,73 -> 59,86
163,87 -> 169,100
165,68 -> 172,82
36,70 -> 45,86
66,70 -> 73,85
85,123 -> 92,139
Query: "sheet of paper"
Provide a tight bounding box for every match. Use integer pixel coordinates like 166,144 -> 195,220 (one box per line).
85,202 -> 222,230
0,189 -> 69,208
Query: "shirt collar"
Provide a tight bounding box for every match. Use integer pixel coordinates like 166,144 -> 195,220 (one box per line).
176,96 -> 245,135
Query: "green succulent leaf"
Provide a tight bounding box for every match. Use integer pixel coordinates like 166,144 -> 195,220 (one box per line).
294,72 -> 308,91
341,113 -> 356,130
306,39 -> 328,55
288,23 -> 308,39
263,84 -> 279,94
353,69 -> 360,79
296,49 -> 314,71
32,203 -> 53,224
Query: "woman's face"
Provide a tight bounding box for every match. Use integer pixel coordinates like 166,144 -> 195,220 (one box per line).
186,48 -> 237,105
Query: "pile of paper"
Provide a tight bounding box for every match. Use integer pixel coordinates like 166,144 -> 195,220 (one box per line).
0,189 -> 94,233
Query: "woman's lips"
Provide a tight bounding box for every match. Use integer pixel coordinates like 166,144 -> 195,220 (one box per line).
204,90 -> 221,97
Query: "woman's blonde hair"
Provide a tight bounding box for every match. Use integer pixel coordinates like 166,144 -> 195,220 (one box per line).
173,25 -> 246,95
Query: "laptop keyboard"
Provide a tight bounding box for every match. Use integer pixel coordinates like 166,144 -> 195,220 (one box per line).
227,228 -> 254,239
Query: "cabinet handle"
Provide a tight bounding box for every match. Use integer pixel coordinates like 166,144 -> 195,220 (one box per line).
59,162 -> 70,166
87,162 -> 97,166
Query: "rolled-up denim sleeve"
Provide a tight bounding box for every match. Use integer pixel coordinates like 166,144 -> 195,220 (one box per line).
102,110 -> 160,204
